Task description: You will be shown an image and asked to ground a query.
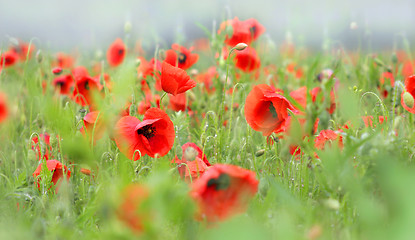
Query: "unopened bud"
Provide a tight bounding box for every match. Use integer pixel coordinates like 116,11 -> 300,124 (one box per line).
189,69 -> 199,77
234,43 -> 248,51
403,91 -> 414,108
124,21 -> 132,34
135,58 -> 141,68
350,22 -> 358,30
255,149 -> 265,157
36,50 -> 43,63
183,147 -> 198,161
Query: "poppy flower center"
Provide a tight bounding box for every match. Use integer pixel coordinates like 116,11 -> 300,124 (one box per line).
268,103 -> 279,119
137,125 -> 156,139
118,48 -> 124,55
56,81 -> 65,87
5,57 -> 13,64
207,173 -> 231,190
178,53 -> 187,64
250,26 -> 257,36
84,81 -> 90,90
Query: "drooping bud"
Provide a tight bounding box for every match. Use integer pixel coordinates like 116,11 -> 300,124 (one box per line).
35,50 -> 43,63
234,43 -> 248,51
403,91 -> 414,109
255,149 -> 265,157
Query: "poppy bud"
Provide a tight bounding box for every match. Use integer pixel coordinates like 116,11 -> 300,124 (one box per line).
324,198 -> 340,210
189,69 -> 198,77
255,149 -> 265,157
124,21 -> 132,34
36,50 -> 43,63
403,91 -> 414,109
52,67 -> 63,75
135,58 -> 141,68
233,43 -> 248,51
183,146 -> 198,161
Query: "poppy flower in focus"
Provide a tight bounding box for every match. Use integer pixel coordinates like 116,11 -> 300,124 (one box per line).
31,133 -> 53,160
33,160 -> 71,192
314,129 -> 343,150
164,43 -> 199,70
107,38 -> 126,67
401,75 -> 415,113
234,47 -> 261,73
190,164 -> 258,222
117,184 -> 150,233
53,74 -> 74,95
72,75 -> 103,107
0,93 -> 8,123
245,84 -> 298,136
9,40 -> 35,61
161,61 -> 196,96
115,108 -> 175,161
0,51 -> 19,68
80,111 -> 105,142
168,93 -> 187,112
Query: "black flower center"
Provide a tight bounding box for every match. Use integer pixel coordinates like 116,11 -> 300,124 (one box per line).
207,173 -> 231,190
269,103 -> 279,119
56,81 -> 65,87
250,26 -> 257,36
137,125 -> 156,139
178,53 -> 187,64
118,48 -> 124,56
84,81 -> 90,90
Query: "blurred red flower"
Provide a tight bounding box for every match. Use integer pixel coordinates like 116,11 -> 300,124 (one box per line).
72,75 -> 103,107
168,93 -> 187,112
173,142 -> 211,182
80,111 -> 105,142
245,84 -> 297,136
161,61 -> 196,96
9,40 -> 35,61
219,17 -> 265,47
114,108 -> 175,161
190,164 -> 258,222
53,74 -> 74,95
107,38 -> 126,67
31,133 -> 52,160
54,52 -> 75,69
0,51 -> 19,68
33,160 -> 71,192
117,184 -> 150,233
164,43 -> 199,70
401,75 -> 415,113
0,93 -> 8,123
314,129 -> 343,150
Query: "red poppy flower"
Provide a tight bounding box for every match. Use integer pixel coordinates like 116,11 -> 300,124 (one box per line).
401,75 -> 415,113
72,75 -> 103,107
31,133 -> 52,160
190,164 -> 258,222
245,84 -> 298,136
33,160 -> 71,192
53,74 -> 74,95
115,108 -> 175,161
107,38 -> 126,67
173,142 -> 210,180
137,93 -> 160,115
378,72 -> 394,98
9,40 -> 35,61
362,116 -> 387,128
197,66 -> 217,94
117,184 -> 150,233
173,156 -> 208,182
80,111 -> 105,142
314,130 -> 343,150
137,57 -> 163,91
234,47 -> 261,72
164,43 -> 199,70
402,60 -> 414,79
161,61 -> 196,96
0,93 -> 8,123
168,93 -> 187,112
219,17 -> 265,47
0,51 -> 19,68
54,52 -> 74,69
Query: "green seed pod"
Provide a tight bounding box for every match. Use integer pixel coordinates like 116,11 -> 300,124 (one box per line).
403,91 -> 414,108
